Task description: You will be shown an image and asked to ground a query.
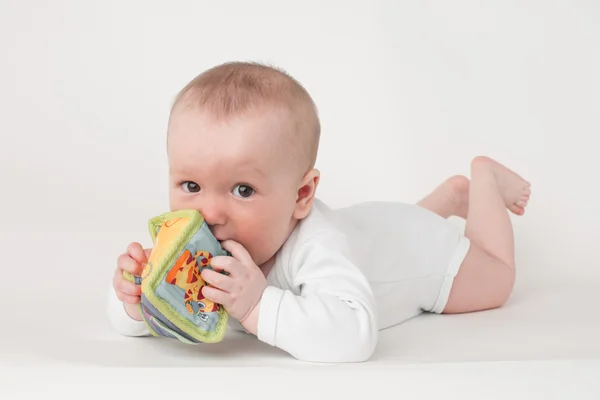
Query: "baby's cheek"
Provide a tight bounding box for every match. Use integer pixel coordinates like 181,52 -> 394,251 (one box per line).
242,218 -> 281,263
169,194 -> 197,212
168,193 -> 185,210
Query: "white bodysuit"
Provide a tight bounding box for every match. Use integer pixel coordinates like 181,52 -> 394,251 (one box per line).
107,198 -> 470,363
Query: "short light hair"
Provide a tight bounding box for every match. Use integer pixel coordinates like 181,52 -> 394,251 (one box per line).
170,61 -> 321,172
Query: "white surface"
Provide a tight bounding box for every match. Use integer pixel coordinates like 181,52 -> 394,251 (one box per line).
2,361 -> 599,400
1,0 -> 599,396
3,230 -> 599,367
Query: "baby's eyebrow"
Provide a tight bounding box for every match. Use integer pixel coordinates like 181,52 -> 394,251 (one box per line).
168,166 -> 192,176
167,164 -> 267,182
230,162 -> 267,178
245,166 -> 267,178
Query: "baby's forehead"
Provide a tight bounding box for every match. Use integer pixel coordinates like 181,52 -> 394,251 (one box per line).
168,102 -> 313,177
171,104 -> 294,144
170,108 -> 295,163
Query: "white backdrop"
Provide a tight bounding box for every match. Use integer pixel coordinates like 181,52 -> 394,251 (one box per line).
1,0 -> 599,395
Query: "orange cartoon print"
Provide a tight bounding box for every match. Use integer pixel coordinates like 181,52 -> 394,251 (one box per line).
165,249 -> 219,322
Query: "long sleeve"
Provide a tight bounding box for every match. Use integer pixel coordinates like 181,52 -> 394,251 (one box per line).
256,237 -> 379,363
106,286 -> 151,337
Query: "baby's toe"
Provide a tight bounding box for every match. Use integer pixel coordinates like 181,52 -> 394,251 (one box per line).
516,199 -> 527,208
509,204 -> 525,215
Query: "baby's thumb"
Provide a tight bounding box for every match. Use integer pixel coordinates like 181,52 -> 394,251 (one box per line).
144,248 -> 153,260
127,242 -> 148,267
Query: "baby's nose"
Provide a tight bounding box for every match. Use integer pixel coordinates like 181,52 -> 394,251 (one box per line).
197,199 -> 227,227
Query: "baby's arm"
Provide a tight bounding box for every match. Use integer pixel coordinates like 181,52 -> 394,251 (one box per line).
252,236 -> 379,363
106,235 -> 379,362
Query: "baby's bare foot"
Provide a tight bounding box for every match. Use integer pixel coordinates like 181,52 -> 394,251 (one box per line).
473,156 -> 531,215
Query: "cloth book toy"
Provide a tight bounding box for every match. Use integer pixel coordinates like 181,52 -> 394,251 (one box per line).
123,209 -> 230,344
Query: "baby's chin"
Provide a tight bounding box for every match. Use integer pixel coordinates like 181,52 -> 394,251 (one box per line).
245,244 -> 279,268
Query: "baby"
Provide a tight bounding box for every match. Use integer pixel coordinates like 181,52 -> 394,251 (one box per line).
107,62 -> 531,363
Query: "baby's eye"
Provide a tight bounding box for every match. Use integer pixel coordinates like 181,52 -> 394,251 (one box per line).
181,181 -> 200,193
232,184 -> 255,198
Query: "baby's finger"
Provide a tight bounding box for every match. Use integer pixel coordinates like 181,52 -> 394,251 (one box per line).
127,242 -> 148,266
202,286 -> 230,308
113,270 -> 142,296
220,240 -> 254,267
144,248 -> 153,260
115,291 -> 141,305
117,253 -> 143,275
210,256 -> 239,276
201,268 -> 235,292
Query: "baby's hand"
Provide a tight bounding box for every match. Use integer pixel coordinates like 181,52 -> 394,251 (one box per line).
200,240 -> 267,325
113,242 -> 152,321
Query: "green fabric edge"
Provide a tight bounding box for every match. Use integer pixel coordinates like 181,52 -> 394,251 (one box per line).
122,271 -> 136,283
143,209 -> 229,344
122,272 -> 159,337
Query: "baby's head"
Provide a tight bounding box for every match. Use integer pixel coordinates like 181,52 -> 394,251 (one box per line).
166,61 -> 321,268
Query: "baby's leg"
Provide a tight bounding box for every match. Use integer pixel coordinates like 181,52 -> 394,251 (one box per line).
417,175 -> 470,219
442,156 -> 531,314
417,173 -> 529,219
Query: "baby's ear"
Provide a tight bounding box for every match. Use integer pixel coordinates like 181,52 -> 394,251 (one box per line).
294,168 -> 320,219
